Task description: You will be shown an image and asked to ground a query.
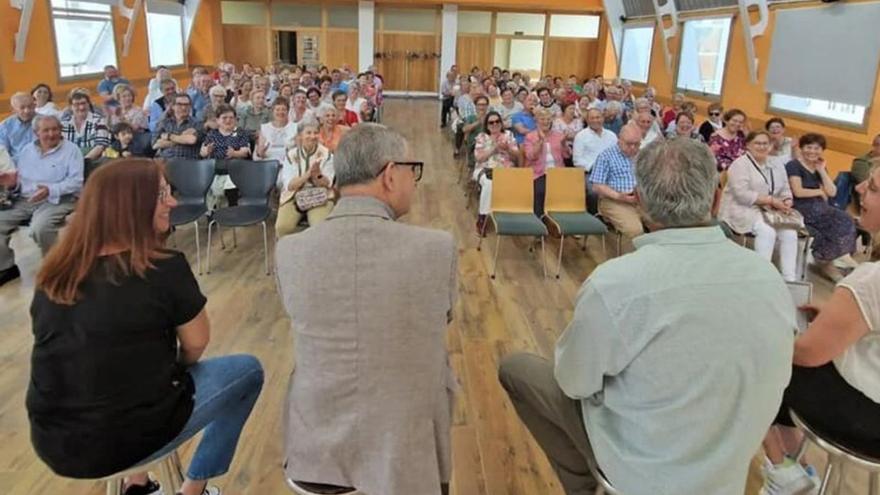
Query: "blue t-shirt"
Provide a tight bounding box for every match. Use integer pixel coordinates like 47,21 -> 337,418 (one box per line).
511,111 -> 536,144
97,77 -> 130,95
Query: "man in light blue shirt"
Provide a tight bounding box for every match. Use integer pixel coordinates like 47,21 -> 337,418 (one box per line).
96,65 -> 130,96
0,92 -> 37,162
149,78 -> 179,133
0,115 -> 83,286
187,74 -> 213,118
500,138 -> 794,495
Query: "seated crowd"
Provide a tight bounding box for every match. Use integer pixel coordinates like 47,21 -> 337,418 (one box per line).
1,59 -> 879,495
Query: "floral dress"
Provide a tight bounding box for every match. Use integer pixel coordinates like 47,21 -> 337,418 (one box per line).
709,131 -> 746,171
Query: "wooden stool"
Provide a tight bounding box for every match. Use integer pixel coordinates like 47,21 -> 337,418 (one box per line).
100,451 -> 184,495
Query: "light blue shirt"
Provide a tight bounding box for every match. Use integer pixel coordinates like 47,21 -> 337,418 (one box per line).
555,226 -> 795,495
187,88 -> 210,118
16,140 -> 84,204
0,115 -> 35,161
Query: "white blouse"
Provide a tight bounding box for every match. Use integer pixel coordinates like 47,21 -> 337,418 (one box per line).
258,121 -> 297,170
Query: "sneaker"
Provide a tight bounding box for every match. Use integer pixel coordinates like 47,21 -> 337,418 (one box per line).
175,487 -> 220,495
0,264 -> 20,287
124,479 -> 162,495
759,461 -> 816,495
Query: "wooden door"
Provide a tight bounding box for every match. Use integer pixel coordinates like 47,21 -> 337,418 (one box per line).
378,33 -> 439,92
543,39 -> 600,81
456,35 -> 492,75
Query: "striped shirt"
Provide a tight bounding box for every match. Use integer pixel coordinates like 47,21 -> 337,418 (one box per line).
60,112 -> 110,155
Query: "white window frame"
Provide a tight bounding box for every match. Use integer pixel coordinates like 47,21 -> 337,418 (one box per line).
768,93 -> 869,128
145,0 -> 186,69
674,15 -> 733,99
49,0 -> 120,80
618,23 -> 654,85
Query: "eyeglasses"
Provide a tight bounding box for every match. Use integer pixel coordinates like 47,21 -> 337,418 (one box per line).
376,161 -> 424,182
487,119 -> 502,125
158,182 -> 172,202
709,112 -> 721,116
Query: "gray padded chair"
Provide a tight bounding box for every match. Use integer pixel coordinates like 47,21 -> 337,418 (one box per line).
207,159 -> 279,275
166,158 -> 215,274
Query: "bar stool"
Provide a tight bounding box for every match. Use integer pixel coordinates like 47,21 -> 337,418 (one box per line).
100,451 -> 184,495
285,477 -> 361,495
791,410 -> 880,495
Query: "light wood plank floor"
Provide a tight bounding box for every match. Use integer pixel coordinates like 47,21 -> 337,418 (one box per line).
0,98 -> 869,494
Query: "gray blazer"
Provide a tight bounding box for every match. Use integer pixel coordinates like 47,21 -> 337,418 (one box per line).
276,195 -> 458,495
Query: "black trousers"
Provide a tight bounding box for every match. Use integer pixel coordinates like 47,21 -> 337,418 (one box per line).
775,363 -> 880,457
441,96 -> 454,127
534,175 -> 546,217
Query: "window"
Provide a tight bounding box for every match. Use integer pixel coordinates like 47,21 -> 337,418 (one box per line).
381,8 -> 436,32
548,14 -> 599,38
675,17 -> 732,96
221,1 -> 266,25
271,3 -> 322,27
619,25 -> 654,84
769,93 -> 867,126
496,13 -> 545,36
327,4 -> 358,29
457,11 -> 491,34
50,0 -> 118,78
145,1 -> 185,68
494,38 -> 543,79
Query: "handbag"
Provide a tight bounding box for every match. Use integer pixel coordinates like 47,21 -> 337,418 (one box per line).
762,208 -> 805,230
293,184 -> 329,212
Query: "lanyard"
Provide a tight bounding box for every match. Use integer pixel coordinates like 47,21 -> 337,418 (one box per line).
746,153 -> 774,194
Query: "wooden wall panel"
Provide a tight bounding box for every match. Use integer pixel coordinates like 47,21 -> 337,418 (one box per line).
324,30 -> 359,71
377,33 -> 439,92
223,26 -> 270,67
456,35 -> 492,75
543,38 -> 599,81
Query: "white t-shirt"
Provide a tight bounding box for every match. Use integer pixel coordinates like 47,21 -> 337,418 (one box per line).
836,261 -> 880,404
572,127 -> 617,172
259,121 -> 297,168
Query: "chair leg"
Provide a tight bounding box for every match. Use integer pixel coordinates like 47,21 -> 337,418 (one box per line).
540,236 -> 547,278
818,457 -> 834,495
262,221 -> 270,275
193,220 -> 201,275
232,227 -> 237,249
218,224 -> 226,250
582,234 -> 588,252
491,235 -> 502,280
206,220 -> 214,274
556,234 -> 565,279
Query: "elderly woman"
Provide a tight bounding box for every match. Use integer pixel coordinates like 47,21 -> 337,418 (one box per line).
524,107 -> 570,216
719,130 -> 798,281
661,92 -> 685,129
317,107 -> 349,153
255,97 -> 297,175
201,104 -> 251,205
553,102 -> 583,166
27,159 -> 262,495
699,102 -> 724,143
289,90 -> 314,125
494,87 -> 523,129
760,164 -> 880,493
306,87 -> 324,112
709,109 -> 748,171
237,89 -> 270,134
667,112 -> 702,141
786,133 -> 856,282
331,90 -> 359,127
110,84 -> 148,132
31,83 -> 60,117
60,90 -> 110,160
345,82 -> 367,122
473,110 -> 520,235
766,117 -> 797,166
359,100 -> 376,124
276,122 -> 335,237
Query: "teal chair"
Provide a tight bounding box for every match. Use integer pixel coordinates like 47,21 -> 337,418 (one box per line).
478,167 -> 547,279
543,168 -> 608,278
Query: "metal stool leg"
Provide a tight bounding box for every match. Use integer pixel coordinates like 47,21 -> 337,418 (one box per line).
206,220 -> 214,274
262,221 -> 270,275
490,235 -> 502,280
193,220 -> 201,275
540,236 -> 547,278
818,457 -> 835,495
556,234 -> 565,279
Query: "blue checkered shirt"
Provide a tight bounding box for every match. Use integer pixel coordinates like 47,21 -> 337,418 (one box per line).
589,144 -> 636,193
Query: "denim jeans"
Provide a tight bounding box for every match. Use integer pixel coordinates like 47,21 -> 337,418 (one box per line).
135,354 -> 264,480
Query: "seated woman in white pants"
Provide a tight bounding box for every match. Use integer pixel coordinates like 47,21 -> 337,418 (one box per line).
473,110 -> 519,236
720,130 -> 798,281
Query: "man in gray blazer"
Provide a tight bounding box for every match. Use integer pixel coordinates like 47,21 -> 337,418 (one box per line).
276,124 -> 457,495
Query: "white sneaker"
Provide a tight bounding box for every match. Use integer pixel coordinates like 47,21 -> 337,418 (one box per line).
759,461 -> 816,495
203,488 -> 221,495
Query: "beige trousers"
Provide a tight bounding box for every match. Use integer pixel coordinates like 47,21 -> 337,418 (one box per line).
275,201 -> 334,238
598,197 -> 644,254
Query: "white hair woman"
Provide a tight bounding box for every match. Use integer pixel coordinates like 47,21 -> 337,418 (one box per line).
275,121 -> 335,237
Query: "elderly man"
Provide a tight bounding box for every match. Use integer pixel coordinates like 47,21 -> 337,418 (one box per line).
589,125 -> 644,251
152,93 -> 200,159
276,124 -> 456,495
440,71 -> 456,128
499,137 -> 794,495
187,73 -> 213,117
602,101 -> 624,135
0,92 -> 37,161
634,110 -> 662,147
197,85 -> 231,131
573,108 -> 617,173
0,115 -> 83,285
148,78 -> 178,133
97,65 -> 130,96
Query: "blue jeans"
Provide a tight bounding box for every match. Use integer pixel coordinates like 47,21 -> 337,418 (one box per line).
136,354 -> 264,480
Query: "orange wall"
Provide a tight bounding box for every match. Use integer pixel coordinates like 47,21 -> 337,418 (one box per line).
0,0 -> 198,115
641,6 -> 878,174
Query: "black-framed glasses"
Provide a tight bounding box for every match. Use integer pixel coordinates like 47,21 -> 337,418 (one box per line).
377,161 -> 424,182
709,112 -> 721,116
487,119 -> 502,125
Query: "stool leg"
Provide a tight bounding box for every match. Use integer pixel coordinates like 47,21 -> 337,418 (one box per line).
870,472 -> 879,495
818,458 -> 835,495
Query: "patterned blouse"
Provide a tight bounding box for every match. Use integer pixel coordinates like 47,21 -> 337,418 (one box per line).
709,131 -> 746,171
109,107 -> 148,131
60,112 -> 110,155
474,131 -> 519,171
202,128 -> 251,159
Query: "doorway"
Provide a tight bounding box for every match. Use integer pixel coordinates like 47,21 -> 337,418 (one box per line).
276,31 -> 298,65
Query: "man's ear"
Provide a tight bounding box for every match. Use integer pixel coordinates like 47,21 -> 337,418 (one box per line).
711,185 -> 722,217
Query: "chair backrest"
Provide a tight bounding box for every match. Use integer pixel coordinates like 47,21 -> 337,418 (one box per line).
166,159 -> 215,206
226,159 -> 280,207
491,167 -> 535,214
545,168 -> 586,214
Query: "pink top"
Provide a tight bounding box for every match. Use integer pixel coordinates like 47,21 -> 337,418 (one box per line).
523,130 -> 570,179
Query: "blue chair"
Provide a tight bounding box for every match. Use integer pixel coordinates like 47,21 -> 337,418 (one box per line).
166,158 -> 215,274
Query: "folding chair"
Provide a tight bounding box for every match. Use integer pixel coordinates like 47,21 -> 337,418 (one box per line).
478,168 -> 547,279
544,168 -> 608,278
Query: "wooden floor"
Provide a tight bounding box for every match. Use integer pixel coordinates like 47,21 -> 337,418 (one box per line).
0,98 -> 869,494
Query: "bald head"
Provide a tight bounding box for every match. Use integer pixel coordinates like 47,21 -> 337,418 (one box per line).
10,92 -> 36,122
618,125 -> 642,158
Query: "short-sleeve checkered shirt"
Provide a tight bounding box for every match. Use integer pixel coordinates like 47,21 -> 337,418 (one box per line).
589,144 -> 636,193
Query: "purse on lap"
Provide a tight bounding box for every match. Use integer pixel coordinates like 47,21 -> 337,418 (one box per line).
293,184 -> 329,212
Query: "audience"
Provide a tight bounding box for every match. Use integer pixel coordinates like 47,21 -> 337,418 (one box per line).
289,90 -> 315,125
786,133 -> 856,282
440,71 -> 456,128
494,86 -> 523,129
60,91 -> 109,160
152,93 -> 200,159
500,137 -> 794,495
602,101 -> 624,134
332,90 -> 359,127
110,84 -> 148,132
524,107 -> 569,216
255,96 -> 297,170
26,159 -> 263,495
345,82 -> 367,122
852,133 -> 880,185
238,89 -> 270,134
188,74 -> 213,117
317,107 -> 349,153
709,109 -> 748,171
766,117 -> 796,166
276,123 -> 454,495
0,115 -> 83,285
148,78 -> 179,133
97,64 -> 129,96
0,92 -> 37,161
537,87 -> 561,116
233,79 -> 254,114
197,85 -> 232,131
275,122 -> 335,237
511,93 -> 538,144
761,164 -> 880,494
719,131 -> 798,281
31,84 -> 61,117
698,102 -> 724,142
589,125 -> 644,251
553,102 -> 583,162
103,122 -> 136,159
473,110 -> 520,234
143,67 -> 175,111
572,108 -> 617,173
667,112 -> 702,141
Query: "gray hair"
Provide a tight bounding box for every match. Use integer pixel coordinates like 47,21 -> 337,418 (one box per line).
605,101 -> 622,114
32,114 -> 61,131
334,123 -> 407,188
635,138 -> 718,228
